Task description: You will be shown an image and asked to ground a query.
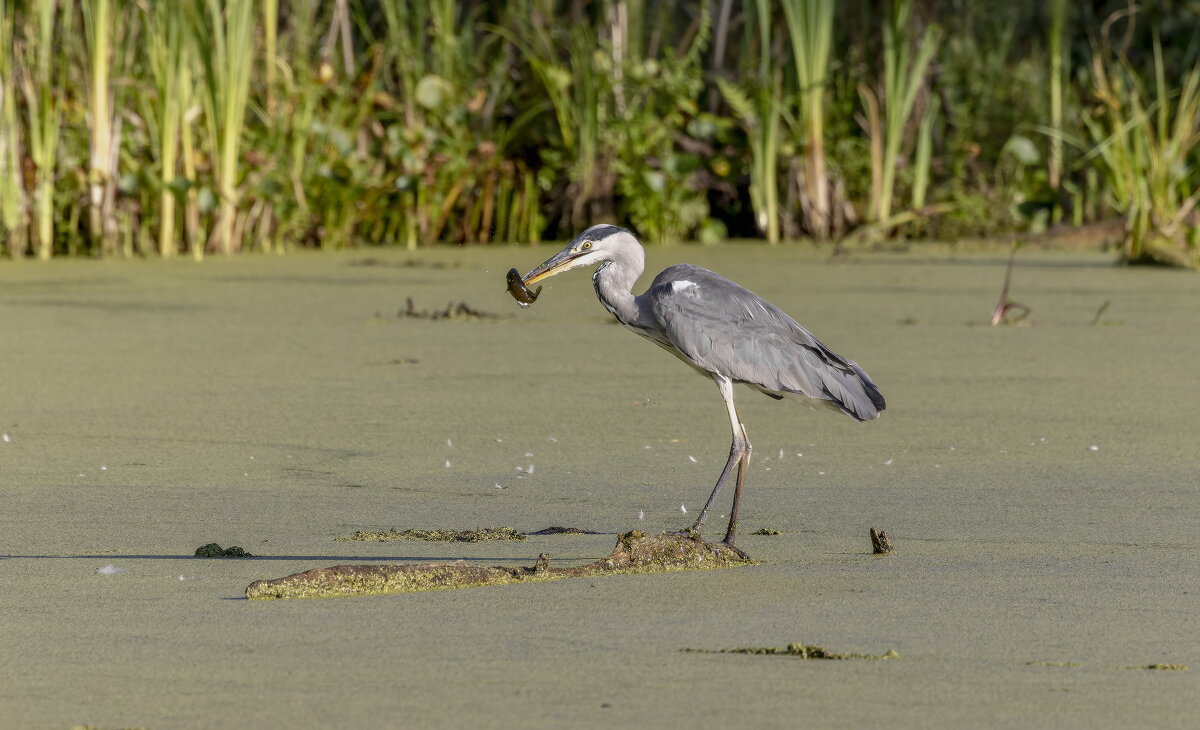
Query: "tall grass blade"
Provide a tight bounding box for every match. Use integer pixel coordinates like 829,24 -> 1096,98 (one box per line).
781,0 -> 834,238
81,0 -> 119,255
191,0 -> 255,255
0,0 -> 28,257
878,0 -> 941,224
912,96 -> 938,209
19,0 -> 73,260
1047,0 -> 1067,195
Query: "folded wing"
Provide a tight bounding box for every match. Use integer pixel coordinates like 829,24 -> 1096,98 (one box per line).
647,265 -> 886,422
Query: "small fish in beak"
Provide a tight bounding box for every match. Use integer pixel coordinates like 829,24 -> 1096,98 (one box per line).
505,268 -> 541,308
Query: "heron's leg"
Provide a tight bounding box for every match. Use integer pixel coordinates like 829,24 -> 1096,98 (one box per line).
723,423 -> 752,546
690,375 -> 749,534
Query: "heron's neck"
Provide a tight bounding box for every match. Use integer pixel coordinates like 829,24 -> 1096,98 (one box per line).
592,253 -> 645,328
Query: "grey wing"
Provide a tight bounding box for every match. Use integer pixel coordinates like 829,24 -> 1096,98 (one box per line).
647,265 -> 886,422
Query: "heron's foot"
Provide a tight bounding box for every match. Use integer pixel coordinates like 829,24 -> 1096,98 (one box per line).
712,540 -> 751,561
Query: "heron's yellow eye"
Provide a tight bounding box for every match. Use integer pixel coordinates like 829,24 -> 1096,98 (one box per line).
581,241 -> 592,250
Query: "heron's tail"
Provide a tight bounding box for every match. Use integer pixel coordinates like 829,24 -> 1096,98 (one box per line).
847,362 -> 886,420
816,360 -> 886,422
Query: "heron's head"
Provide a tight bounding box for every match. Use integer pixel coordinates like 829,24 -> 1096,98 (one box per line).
522,224 -> 640,286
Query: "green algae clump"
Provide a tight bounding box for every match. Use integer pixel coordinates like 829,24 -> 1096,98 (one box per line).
247,530 -> 751,600
1136,663 -> 1188,671
195,543 -> 253,558
682,644 -> 900,661
335,527 -> 527,542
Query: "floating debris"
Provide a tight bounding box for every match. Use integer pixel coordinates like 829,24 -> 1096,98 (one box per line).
751,528 -> 781,536
870,528 -> 895,555
403,298 -> 499,321
336,527 -> 527,543
352,257 -> 461,269
526,526 -> 602,535
95,565 -> 124,575
1029,660 -> 1188,671
247,531 -> 752,600
195,543 -> 253,558
1136,663 -> 1189,671
682,643 -> 899,661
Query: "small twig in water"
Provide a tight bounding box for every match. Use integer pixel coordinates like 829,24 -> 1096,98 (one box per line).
990,241 -> 1031,325
870,527 -> 894,554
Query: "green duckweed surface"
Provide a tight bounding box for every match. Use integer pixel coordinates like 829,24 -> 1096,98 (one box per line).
2,244 -> 1197,728
334,526 -> 527,542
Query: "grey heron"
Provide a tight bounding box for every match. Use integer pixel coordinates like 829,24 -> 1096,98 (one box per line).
518,224 -> 885,553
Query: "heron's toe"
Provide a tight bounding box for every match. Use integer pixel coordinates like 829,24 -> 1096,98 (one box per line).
713,540 -> 750,560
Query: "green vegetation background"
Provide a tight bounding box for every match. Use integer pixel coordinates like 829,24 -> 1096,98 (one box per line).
0,0 -> 1198,264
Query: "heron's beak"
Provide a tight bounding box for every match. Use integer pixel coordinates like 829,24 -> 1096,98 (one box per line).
523,247 -> 584,287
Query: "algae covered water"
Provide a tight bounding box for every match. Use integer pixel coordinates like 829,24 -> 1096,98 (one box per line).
1,246 -> 1197,728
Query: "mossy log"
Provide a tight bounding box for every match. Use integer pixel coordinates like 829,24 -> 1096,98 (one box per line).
245,530 -> 751,600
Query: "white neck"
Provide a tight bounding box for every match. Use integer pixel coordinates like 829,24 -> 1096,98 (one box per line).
591,240 -> 646,327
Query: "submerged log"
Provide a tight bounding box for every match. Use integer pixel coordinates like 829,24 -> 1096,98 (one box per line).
245,530 -> 752,600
